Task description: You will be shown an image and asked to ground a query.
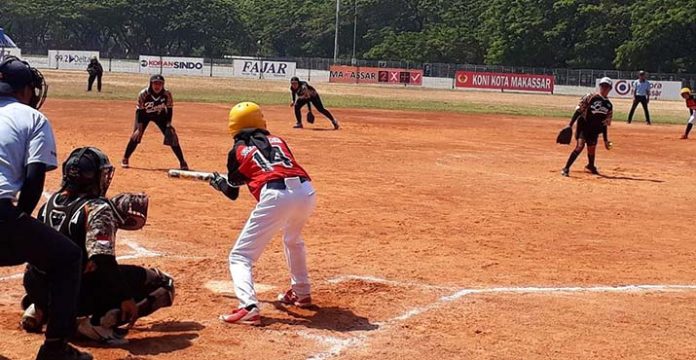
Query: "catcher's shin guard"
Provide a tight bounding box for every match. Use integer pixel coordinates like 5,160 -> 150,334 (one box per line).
99,268 -> 175,328
137,268 -> 175,318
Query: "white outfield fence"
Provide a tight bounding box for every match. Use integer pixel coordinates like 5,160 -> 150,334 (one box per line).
18,52 -> 696,99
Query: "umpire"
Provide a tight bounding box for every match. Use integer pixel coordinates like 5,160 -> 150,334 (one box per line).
0,57 -> 92,360
627,70 -> 651,125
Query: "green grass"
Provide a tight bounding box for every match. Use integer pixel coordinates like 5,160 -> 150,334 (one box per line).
46,75 -> 687,124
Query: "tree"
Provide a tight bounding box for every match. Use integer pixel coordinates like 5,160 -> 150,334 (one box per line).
615,0 -> 696,72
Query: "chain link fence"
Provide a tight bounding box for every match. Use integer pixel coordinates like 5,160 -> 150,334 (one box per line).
22,52 -> 696,89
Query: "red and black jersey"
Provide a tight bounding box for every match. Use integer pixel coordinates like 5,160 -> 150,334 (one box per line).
685,95 -> 696,112
227,129 -> 310,201
577,92 -> 613,127
137,87 -> 173,122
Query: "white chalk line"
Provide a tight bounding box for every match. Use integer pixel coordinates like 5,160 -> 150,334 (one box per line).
0,239 -> 162,283
298,331 -> 367,360
302,275 -> 696,359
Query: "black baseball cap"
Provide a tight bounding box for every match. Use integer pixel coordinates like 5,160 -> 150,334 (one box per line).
639,70 -> 646,75
0,56 -> 35,94
149,74 -> 165,83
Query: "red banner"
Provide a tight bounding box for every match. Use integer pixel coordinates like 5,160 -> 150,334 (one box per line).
455,71 -> 554,93
329,65 -> 423,86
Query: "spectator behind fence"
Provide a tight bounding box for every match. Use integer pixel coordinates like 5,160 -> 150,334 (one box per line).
627,70 -> 651,125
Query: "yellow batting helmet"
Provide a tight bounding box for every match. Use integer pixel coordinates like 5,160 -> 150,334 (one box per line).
681,87 -> 692,95
228,102 -> 266,135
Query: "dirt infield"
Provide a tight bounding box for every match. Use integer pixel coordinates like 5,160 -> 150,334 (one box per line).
1,99 -> 696,359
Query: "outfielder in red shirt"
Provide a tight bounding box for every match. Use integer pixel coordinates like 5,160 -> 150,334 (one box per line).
209,102 -> 316,325
680,87 -> 696,139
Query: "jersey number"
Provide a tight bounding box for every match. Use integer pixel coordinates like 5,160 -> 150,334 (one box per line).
252,146 -> 293,172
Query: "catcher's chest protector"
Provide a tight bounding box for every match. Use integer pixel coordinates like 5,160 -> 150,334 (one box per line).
40,194 -> 90,248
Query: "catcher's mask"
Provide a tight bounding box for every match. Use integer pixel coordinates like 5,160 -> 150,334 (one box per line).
0,56 -> 48,109
61,147 -> 114,197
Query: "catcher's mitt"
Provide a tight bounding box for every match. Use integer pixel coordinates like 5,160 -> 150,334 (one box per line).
306,111 -> 315,124
163,126 -> 179,146
110,192 -> 149,231
556,127 -> 573,145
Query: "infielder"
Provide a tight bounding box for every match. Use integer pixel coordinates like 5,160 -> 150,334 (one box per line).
562,77 -> 614,177
290,76 -> 339,129
680,87 -> 696,139
0,56 -> 92,360
21,147 -> 175,345
122,75 -> 189,170
209,102 -> 316,325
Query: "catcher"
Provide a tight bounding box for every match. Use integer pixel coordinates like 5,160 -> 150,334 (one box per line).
20,147 -> 175,344
680,87 -> 696,139
121,74 -> 189,170
290,76 -> 339,129
560,77 -> 614,177
209,102 -> 317,325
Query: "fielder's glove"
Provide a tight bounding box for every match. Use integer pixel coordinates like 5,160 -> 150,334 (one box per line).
209,172 -> 227,191
556,126 -> 573,145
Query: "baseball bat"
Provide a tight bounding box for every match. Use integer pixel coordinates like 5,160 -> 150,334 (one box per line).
167,169 -> 225,182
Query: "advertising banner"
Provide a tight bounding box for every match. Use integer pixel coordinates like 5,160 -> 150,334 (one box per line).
329,65 -> 423,86
455,71 -> 554,93
48,50 -> 99,70
139,55 -> 206,75
0,47 -> 21,61
596,78 -> 682,100
232,59 -> 296,79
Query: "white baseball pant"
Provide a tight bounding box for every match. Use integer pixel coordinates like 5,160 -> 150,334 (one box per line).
229,177 -> 316,308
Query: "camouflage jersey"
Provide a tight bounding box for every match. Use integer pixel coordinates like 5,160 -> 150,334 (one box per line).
38,192 -> 121,268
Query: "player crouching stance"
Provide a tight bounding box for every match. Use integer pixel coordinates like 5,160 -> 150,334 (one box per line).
122,75 -> 189,170
209,102 -> 316,325
20,147 -> 175,344
680,88 -> 696,139
562,77 -> 614,177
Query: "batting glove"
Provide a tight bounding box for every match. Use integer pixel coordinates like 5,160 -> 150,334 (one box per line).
209,172 -> 227,191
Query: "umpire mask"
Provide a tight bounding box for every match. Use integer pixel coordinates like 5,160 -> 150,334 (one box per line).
0,56 -> 48,109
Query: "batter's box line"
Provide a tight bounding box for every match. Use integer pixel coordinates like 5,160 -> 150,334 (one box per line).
0,239 -> 162,283
303,275 -> 696,359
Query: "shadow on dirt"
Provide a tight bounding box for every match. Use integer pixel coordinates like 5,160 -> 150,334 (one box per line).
263,303 -> 379,332
118,332 -> 199,355
597,173 -> 664,183
139,320 -> 205,333
74,320 -> 204,356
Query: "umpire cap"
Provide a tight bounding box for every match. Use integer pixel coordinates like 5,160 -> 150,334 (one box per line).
0,56 -> 35,94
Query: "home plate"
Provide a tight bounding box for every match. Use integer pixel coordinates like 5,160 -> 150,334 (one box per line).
205,280 -> 276,296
